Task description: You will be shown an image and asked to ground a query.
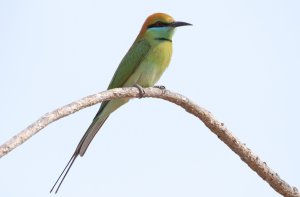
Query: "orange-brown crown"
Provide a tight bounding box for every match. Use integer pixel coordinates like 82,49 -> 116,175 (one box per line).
137,13 -> 175,38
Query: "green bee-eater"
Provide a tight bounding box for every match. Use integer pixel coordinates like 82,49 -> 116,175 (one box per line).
51,13 -> 191,193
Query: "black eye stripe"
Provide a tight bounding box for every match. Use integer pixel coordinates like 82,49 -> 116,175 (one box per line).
147,21 -> 170,29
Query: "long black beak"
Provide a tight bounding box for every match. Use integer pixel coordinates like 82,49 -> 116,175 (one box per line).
170,21 -> 192,28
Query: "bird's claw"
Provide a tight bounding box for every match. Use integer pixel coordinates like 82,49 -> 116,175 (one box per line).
154,85 -> 166,90
154,85 -> 166,94
133,84 -> 145,98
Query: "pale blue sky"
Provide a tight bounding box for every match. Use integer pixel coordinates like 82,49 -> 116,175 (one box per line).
1,0 -> 300,196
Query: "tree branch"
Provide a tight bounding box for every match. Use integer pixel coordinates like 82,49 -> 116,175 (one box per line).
0,87 -> 298,197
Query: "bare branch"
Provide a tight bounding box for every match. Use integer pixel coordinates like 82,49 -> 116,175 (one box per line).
0,87 -> 298,196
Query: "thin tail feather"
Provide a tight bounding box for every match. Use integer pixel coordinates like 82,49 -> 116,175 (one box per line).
50,153 -> 78,193
50,116 -> 108,193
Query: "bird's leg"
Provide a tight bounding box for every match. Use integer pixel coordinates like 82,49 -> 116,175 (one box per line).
133,84 -> 145,98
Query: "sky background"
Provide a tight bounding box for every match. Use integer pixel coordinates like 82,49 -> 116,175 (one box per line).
1,0 -> 300,196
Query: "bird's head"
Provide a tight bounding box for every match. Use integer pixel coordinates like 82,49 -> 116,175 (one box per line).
137,13 -> 192,42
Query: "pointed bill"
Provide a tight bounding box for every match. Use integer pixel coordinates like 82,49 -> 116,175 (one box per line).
170,21 -> 192,27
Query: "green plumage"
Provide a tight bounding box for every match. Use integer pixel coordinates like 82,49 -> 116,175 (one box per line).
79,37 -> 172,155
50,13 -> 191,194
79,39 -> 152,156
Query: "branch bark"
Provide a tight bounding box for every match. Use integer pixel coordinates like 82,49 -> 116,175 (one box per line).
0,87 -> 298,197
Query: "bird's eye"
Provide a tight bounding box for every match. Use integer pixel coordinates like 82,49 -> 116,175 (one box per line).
154,21 -> 163,27
148,21 -> 169,28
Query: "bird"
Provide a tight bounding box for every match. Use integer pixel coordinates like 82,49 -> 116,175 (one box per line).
50,12 -> 191,193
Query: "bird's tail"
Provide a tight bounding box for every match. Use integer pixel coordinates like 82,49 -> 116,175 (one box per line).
51,98 -> 129,193
78,116 -> 108,156
50,115 -> 108,194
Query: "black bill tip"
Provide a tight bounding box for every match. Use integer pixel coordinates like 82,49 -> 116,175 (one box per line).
170,21 -> 192,28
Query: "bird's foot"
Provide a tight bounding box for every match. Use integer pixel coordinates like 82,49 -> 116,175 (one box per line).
154,85 -> 166,90
154,85 -> 166,94
133,84 -> 145,98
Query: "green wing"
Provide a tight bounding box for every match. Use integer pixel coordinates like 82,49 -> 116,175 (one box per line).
108,39 -> 150,89
94,39 -> 151,118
